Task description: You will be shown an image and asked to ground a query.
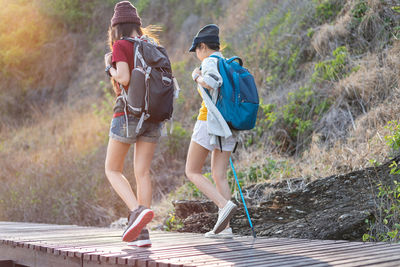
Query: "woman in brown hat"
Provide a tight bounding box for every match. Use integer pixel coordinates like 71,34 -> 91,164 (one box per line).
104,1 -> 161,247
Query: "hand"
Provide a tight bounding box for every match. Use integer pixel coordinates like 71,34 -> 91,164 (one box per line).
104,52 -> 112,67
192,67 -> 201,81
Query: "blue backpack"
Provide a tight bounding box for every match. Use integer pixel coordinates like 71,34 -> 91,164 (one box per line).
210,55 -> 259,130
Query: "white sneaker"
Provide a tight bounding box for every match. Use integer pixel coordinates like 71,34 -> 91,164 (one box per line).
213,200 -> 237,234
205,227 -> 234,239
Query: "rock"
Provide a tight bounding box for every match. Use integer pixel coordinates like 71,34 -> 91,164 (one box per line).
170,155 -> 400,241
173,200 -> 218,220
295,209 -> 306,214
177,212 -> 217,233
338,213 -> 352,221
109,217 -> 127,229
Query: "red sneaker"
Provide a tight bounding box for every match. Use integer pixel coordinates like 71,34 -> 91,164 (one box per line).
122,206 -> 154,242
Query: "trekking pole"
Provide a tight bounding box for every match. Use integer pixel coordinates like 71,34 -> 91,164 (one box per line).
229,157 -> 256,238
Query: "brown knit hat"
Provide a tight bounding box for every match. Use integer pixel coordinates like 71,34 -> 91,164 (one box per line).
111,1 -> 142,27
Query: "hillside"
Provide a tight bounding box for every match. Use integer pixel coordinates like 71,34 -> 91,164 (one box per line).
0,0 -> 399,241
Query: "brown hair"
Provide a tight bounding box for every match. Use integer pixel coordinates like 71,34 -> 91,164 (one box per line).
108,23 -> 160,49
198,42 -> 220,51
107,23 -> 161,92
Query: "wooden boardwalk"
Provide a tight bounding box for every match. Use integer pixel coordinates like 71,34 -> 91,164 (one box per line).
1,222 -> 400,267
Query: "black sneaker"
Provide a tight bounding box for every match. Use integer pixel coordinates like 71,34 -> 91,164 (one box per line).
122,205 -> 154,242
127,228 -> 151,247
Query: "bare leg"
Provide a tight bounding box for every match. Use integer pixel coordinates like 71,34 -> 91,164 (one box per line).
185,141 -> 228,209
211,149 -> 232,228
105,138 -> 137,211
211,149 -> 231,201
133,140 -> 157,209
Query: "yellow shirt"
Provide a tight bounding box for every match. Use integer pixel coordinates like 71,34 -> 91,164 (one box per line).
197,87 -> 208,121
195,52 -> 223,121
197,101 -> 208,121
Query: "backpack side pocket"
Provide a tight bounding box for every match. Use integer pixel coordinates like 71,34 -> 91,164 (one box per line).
127,67 -> 146,116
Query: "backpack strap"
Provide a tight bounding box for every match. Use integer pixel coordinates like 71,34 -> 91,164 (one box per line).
118,87 -> 131,137
135,43 -> 147,69
210,55 -> 243,66
120,36 -> 143,43
218,136 -> 223,152
209,54 -> 221,59
227,56 -> 243,66
232,142 -> 238,154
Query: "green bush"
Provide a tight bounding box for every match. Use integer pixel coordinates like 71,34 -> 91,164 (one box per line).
92,82 -> 115,126
173,180 -> 204,200
282,87 -> 315,139
363,163 -> 400,243
257,86 -> 330,154
384,121 -> 400,154
364,120 -> 400,243
39,0 -> 117,31
313,0 -> 345,23
164,212 -> 183,231
135,0 -> 151,13
349,0 -> 399,49
0,1 -> 50,78
246,6 -> 311,87
312,46 -> 350,83
228,158 -> 293,184
352,0 -> 369,22
164,122 -> 190,159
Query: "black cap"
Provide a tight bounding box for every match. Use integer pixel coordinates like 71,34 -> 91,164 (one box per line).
189,24 -> 220,52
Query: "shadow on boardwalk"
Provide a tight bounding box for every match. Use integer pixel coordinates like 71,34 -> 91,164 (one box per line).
192,237 -> 332,266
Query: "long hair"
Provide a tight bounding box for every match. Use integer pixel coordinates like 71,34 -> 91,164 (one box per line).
107,23 -> 161,92
108,23 -> 160,49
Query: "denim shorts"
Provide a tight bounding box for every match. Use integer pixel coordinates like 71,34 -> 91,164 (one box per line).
109,114 -> 162,144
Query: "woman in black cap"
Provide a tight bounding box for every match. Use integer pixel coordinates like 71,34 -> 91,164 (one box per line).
185,24 -> 237,239
103,1 -> 162,247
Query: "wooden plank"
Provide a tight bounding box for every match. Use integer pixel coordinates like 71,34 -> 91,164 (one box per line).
162,239 -> 359,266
172,240 -> 387,267
321,251 -> 400,267
232,242 -> 400,267
0,243 -> 82,267
288,250 -> 400,267
233,244 -> 378,266
152,242 -> 314,265
0,230 -> 123,243
2,222 -> 400,267
64,236 -> 254,261
119,238 -> 322,266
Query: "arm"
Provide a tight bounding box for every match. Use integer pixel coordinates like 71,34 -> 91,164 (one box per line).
192,68 -> 214,91
192,57 -> 222,91
109,62 -> 130,86
104,43 -> 131,86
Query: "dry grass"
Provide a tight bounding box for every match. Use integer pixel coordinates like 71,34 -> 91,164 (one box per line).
312,12 -> 352,56
0,103 -> 117,225
298,92 -> 399,180
0,104 -> 107,166
287,42 -> 400,180
336,44 -> 399,107
219,0 -> 252,34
